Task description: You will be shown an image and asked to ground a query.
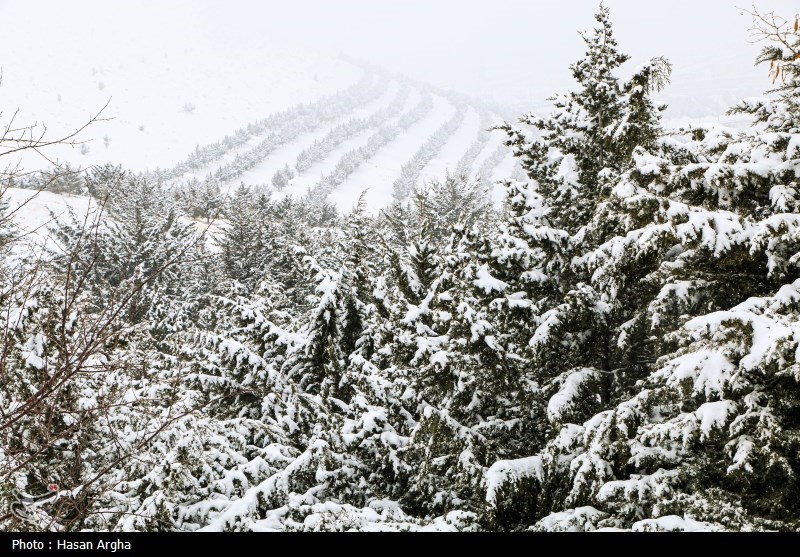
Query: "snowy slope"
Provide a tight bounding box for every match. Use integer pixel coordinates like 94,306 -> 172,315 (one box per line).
328,93 -> 457,213
417,106 -> 483,183
2,188 -> 96,259
275,85 -> 422,200
0,47 -> 362,175
0,1 -> 364,175
239,81 -> 404,189
0,0 -> 523,217
0,2 -> 519,215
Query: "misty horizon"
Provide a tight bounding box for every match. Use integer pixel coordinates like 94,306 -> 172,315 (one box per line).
0,1 -> 790,112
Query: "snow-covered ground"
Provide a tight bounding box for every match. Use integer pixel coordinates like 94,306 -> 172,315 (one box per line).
328,93 -> 457,212
2,188 -> 96,258
0,42 -> 361,175
417,106 -> 482,184
0,0 -> 522,215
0,2 -> 770,216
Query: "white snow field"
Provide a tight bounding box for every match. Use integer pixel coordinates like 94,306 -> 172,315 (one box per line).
0,3 -> 528,220
0,1 -> 769,220
328,93 -> 457,212
1,38 -> 515,216
1,188 -> 97,259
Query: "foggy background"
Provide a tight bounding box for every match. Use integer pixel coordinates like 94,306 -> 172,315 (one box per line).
0,0 -> 795,175
1,0 -> 792,108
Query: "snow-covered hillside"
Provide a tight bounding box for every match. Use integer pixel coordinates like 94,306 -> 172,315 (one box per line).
5,1 -> 800,535
1,55 -> 514,215
0,2 -> 519,216
2,188 -> 96,256
1,1 -> 768,217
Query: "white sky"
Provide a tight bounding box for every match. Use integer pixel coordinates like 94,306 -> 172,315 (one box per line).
0,0 -> 796,118
285,0 -> 793,104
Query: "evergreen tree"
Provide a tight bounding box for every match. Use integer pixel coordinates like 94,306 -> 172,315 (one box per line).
217,184 -> 270,288
484,7 -> 800,532
499,3 -> 670,234
7,5 -> 800,533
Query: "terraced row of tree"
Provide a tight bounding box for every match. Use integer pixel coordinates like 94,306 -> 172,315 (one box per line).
391,103 -> 469,200
155,68 -> 513,210
165,73 -> 389,178
294,85 -> 412,173
306,93 -> 436,202
455,111 -> 494,177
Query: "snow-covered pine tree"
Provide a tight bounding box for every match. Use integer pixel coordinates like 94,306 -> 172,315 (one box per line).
322,194 -> 414,509
64,174 -> 201,335
415,173 -> 493,238
217,184 -> 271,289
248,195 -> 335,311
499,4 -> 669,235
176,179 -> 225,223
370,190 -> 505,520
484,8 -> 800,532
18,163 -> 87,196
479,4 -> 682,529
271,164 -> 295,191
483,3 -> 669,427
84,163 -> 126,200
